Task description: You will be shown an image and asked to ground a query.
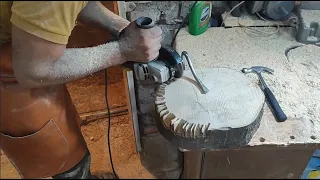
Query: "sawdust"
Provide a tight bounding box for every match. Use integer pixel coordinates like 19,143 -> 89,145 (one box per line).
48,40 -> 123,79
282,44 -> 320,133
176,27 -> 320,145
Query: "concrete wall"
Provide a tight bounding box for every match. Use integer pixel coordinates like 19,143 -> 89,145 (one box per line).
126,1 -> 228,46
126,1 -> 192,46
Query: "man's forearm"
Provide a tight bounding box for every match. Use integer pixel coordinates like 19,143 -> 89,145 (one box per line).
78,1 -> 130,37
16,41 -> 125,88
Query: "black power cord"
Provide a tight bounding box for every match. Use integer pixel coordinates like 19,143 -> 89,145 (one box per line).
171,1 -> 198,48
105,69 -> 119,179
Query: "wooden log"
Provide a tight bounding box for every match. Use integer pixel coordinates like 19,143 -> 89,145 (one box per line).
155,68 -> 265,150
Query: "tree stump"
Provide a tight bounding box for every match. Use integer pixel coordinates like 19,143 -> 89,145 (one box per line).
155,68 -> 265,150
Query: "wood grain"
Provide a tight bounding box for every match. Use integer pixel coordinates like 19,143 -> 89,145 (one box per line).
201,145 -> 319,179
155,68 -> 265,150
182,151 -> 202,179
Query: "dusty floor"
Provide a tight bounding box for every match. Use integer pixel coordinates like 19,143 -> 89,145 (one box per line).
0,66 -> 154,179
0,24 -> 154,178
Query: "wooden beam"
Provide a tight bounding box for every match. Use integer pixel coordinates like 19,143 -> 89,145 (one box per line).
201,146 -> 319,179
123,68 -> 142,152
113,1 -> 119,15
79,105 -> 127,120
99,1 -> 119,15
183,151 -> 202,179
100,1 -> 116,13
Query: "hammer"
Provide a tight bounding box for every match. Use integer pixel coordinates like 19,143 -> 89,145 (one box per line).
242,66 -> 287,122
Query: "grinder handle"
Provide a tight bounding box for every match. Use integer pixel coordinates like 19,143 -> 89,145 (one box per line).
136,17 -> 154,29
264,87 -> 287,122
121,17 -> 156,69
135,17 -> 159,62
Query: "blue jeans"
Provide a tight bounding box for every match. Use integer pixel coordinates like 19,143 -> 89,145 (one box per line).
52,151 -> 92,179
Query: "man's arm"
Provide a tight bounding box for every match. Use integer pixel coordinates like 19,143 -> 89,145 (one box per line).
11,25 -> 123,88
12,22 -> 162,88
11,2 -> 162,89
78,1 -> 130,37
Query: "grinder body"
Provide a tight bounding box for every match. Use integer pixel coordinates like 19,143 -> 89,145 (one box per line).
133,46 -> 184,83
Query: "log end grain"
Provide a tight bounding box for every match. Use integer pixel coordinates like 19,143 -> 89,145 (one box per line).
155,67 -> 265,150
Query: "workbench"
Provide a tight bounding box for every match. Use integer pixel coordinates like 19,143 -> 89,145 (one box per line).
173,26 -> 320,179
123,17 -> 320,178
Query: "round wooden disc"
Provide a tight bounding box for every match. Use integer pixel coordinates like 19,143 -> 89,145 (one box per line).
155,67 -> 265,150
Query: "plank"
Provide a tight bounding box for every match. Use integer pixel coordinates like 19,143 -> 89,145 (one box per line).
182,151 -> 202,179
123,68 -> 141,152
100,1 -> 117,13
155,68 -> 265,150
201,145 -> 319,179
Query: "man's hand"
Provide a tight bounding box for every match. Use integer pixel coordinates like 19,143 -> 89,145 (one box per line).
118,21 -> 162,63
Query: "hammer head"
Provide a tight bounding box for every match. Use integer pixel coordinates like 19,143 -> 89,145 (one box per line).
241,66 -> 274,75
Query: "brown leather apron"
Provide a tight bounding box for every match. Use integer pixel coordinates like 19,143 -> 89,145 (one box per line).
0,42 -> 88,179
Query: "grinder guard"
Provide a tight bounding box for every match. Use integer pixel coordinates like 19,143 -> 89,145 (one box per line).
133,46 -> 184,83
158,47 -> 184,78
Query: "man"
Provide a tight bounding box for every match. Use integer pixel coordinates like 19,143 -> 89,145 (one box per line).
0,1 -> 162,179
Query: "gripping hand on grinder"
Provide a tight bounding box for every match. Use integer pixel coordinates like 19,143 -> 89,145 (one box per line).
118,20 -> 162,63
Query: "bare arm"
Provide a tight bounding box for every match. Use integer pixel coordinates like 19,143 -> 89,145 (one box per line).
11,25 -> 125,88
78,1 -> 130,37
11,1 -> 162,88
12,23 -> 162,88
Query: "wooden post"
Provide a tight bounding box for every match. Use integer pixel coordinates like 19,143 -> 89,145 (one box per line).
100,1 -> 118,14
112,1 -> 119,15
122,68 -> 141,152
183,151 -> 202,179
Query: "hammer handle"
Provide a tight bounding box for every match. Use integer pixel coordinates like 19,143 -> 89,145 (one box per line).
264,87 -> 287,122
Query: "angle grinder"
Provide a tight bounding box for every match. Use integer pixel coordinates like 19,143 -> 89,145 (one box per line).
133,17 -> 209,95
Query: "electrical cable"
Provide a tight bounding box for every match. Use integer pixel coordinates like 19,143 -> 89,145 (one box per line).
105,69 -> 119,179
221,1 -> 280,37
237,12 -> 280,36
170,1 -> 198,48
221,1 -> 245,27
255,12 -> 280,35
256,11 -> 268,21
238,22 -> 280,37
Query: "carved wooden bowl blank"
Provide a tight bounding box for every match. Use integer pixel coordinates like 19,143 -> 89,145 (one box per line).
155,68 -> 265,150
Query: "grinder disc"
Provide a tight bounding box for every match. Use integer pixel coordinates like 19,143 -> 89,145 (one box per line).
155,67 -> 265,150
